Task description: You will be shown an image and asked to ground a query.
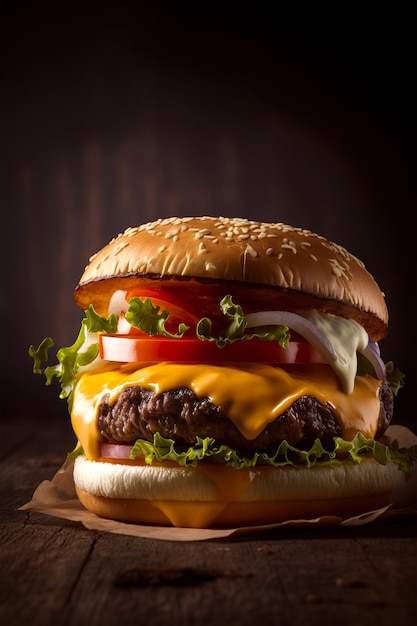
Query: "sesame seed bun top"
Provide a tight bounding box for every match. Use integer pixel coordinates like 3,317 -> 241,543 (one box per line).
74,216 -> 388,339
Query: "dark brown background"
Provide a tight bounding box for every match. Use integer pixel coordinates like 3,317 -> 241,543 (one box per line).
1,1 -> 415,429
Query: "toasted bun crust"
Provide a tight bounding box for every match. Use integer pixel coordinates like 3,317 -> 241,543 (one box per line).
73,455 -> 401,528
74,217 -> 388,339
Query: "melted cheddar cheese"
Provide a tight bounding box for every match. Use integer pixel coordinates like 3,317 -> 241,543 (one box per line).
71,362 -> 382,460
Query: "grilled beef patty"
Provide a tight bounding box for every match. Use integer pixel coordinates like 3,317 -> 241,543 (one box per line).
97,380 -> 394,452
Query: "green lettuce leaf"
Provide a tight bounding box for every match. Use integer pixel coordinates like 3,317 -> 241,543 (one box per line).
197,295 -> 290,348
129,432 -> 417,477
125,296 -> 189,338
385,361 -> 406,396
29,305 -> 118,408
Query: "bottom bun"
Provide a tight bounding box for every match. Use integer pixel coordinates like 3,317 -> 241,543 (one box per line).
73,455 -> 403,528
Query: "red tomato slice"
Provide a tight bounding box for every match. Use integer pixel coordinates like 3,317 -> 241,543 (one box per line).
99,334 -> 327,364
124,287 -> 203,335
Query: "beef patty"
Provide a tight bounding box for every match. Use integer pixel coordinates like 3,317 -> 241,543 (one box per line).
97,380 -> 394,452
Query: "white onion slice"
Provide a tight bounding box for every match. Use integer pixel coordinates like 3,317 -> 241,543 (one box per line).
108,289 -> 129,316
360,339 -> 386,379
117,314 -> 132,335
108,290 -> 133,334
245,310 -> 338,363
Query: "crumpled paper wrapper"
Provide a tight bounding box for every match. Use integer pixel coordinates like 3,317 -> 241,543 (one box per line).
19,425 -> 417,541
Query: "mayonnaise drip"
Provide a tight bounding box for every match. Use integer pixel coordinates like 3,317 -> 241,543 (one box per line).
301,310 -> 369,394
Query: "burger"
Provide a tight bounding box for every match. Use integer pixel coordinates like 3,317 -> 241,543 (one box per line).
30,216 -> 415,528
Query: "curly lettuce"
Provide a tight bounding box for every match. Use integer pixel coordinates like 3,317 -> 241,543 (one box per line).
29,305 -> 118,409
196,295 -> 290,348
385,361 -> 406,396
66,432 -> 416,477
125,296 -> 190,338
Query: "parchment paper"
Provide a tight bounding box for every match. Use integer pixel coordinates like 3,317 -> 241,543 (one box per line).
19,425 -> 417,541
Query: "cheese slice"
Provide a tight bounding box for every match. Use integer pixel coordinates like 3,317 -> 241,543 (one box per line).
71,362 -> 382,460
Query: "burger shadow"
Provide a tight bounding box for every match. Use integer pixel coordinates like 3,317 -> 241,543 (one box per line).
209,517 -> 417,544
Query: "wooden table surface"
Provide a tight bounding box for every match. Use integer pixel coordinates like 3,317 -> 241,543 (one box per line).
1,417 -> 416,626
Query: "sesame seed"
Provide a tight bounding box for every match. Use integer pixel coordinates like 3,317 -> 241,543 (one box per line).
246,244 -> 257,257
113,242 -> 129,256
158,245 -> 166,253
281,245 -> 297,254
266,248 -> 273,255
329,258 -> 350,278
